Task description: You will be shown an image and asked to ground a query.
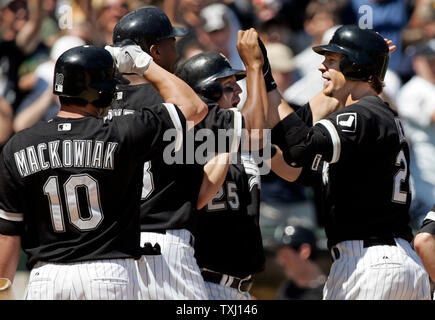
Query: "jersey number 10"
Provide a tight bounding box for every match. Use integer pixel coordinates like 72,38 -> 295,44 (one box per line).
44,174 -> 104,232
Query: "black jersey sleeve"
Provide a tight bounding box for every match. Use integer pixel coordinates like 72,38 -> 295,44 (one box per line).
295,102 -> 313,126
119,102 -> 186,160
418,206 -> 435,235
275,104 -> 373,168
271,102 -> 312,150
195,105 -> 244,154
0,145 -> 24,235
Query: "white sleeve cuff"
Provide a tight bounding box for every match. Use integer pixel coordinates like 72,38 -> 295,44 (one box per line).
315,119 -> 341,164
163,103 -> 184,153
0,209 -> 23,222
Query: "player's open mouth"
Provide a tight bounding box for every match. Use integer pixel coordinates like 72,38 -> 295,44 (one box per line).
232,99 -> 240,108
322,76 -> 331,86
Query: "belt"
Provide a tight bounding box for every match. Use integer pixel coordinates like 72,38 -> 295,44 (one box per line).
363,236 -> 396,248
331,237 -> 397,261
149,229 -> 195,247
141,242 -> 161,255
201,269 -> 253,294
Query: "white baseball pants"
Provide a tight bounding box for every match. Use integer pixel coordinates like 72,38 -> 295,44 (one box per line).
324,238 -> 431,300
25,258 -> 142,300
137,229 -> 209,299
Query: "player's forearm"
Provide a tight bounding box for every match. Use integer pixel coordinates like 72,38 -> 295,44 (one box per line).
267,89 -> 294,129
241,64 -> 268,148
143,63 -> 208,127
270,145 -> 302,182
13,89 -> 54,133
0,100 -> 13,145
196,153 -> 230,210
0,235 -> 21,283
414,232 -> 435,281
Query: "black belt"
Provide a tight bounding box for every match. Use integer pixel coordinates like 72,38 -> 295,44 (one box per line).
363,236 -> 396,248
149,229 -> 195,246
331,237 -> 397,261
141,242 -> 161,255
201,270 -> 253,294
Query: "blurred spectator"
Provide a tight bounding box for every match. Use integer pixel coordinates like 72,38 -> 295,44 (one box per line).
0,97 -> 13,152
226,0 -> 256,30
0,0 -> 47,112
401,0 -> 435,82
251,0 -> 282,22
380,68 -> 402,109
397,39 -> 435,229
403,0 -> 435,44
339,0 -> 414,80
94,0 -> 129,46
272,224 -> 326,300
292,0 -> 340,78
175,37 -> 206,67
197,2 -> 244,70
166,0 -> 210,30
257,17 -> 294,49
252,0 -> 312,34
264,42 -> 296,95
13,35 -> 85,132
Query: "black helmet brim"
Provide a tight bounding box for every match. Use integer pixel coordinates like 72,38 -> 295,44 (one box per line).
172,26 -> 189,38
312,43 -> 350,56
157,26 -> 188,42
213,67 -> 246,82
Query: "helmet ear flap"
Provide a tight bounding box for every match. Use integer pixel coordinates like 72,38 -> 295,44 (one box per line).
339,56 -> 370,81
91,89 -> 116,108
199,81 -> 223,102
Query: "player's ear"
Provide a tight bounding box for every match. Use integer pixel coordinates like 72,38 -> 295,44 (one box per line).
149,44 -> 160,59
299,243 -> 312,260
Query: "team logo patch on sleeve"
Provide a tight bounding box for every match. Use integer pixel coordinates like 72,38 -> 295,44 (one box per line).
336,112 -> 357,133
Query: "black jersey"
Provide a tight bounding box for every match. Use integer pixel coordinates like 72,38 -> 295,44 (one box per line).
194,153 -> 265,278
0,104 -> 184,269
274,95 -> 413,248
111,84 -> 243,233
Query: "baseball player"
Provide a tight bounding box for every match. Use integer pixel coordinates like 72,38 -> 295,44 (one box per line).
175,49 -> 266,300
265,25 -> 431,299
0,44 -> 207,300
109,6 -> 268,299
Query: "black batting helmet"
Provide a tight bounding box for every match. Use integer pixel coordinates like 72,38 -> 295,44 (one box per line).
313,25 -> 389,81
113,6 -> 188,52
53,45 -> 118,108
175,52 -> 246,101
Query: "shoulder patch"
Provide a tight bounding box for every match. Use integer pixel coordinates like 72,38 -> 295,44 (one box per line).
336,112 -> 357,133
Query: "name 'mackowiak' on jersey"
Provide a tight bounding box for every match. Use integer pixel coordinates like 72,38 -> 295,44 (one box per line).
0,103 -> 184,269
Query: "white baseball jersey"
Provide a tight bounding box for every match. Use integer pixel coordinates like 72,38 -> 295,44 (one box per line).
323,238 -> 431,300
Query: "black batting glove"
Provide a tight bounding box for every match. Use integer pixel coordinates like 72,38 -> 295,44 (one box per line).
258,37 -> 277,92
